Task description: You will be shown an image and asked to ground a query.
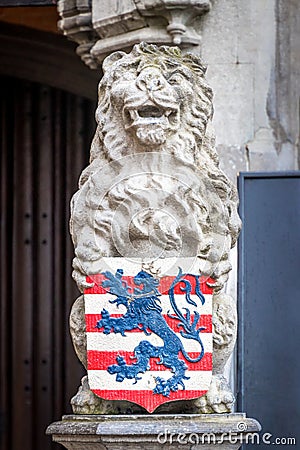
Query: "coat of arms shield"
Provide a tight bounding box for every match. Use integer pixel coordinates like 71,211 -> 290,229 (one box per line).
84,258 -> 213,412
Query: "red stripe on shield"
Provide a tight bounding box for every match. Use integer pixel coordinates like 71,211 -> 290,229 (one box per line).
85,275 -> 215,295
87,350 -> 212,371
85,313 -> 212,333
91,389 -> 208,412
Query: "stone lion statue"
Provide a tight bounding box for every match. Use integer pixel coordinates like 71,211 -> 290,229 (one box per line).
69,42 -> 241,415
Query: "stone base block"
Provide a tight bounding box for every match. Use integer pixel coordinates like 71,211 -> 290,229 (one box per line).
46,413 -> 261,450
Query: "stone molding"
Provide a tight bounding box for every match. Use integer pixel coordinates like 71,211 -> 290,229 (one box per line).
57,0 -> 211,68
47,413 -> 261,450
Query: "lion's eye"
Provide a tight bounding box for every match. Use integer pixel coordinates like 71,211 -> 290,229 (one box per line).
168,74 -> 184,85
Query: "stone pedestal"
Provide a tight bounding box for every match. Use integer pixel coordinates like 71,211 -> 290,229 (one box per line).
47,413 -> 261,450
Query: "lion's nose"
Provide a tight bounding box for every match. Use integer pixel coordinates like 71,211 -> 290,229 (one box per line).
136,68 -> 166,92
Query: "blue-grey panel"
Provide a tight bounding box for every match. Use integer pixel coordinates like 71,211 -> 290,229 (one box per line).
238,173 -> 300,449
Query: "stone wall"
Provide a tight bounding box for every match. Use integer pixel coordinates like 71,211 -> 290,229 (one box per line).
197,0 -> 299,181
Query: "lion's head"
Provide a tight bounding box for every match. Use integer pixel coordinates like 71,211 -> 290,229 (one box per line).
70,43 -> 241,292
81,43 -> 217,181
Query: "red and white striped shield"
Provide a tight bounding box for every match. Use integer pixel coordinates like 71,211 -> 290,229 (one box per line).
84,259 -> 213,412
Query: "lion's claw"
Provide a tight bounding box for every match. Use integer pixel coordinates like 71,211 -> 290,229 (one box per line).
194,374 -> 235,413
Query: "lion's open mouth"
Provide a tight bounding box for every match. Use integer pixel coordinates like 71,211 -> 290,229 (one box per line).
123,102 -> 179,130
138,105 -> 164,118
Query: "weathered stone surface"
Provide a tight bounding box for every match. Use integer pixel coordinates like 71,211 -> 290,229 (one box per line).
207,63 -> 255,148
46,413 -> 261,450
217,146 -> 248,184
199,0 -> 299,177
92,0 -> 147,39
68,43 -> 241,414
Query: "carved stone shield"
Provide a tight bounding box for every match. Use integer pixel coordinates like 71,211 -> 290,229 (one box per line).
84,258 -> 213,412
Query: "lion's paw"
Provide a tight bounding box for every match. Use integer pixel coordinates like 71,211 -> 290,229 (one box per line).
72,257 -> 94,293
154,375 -> 185,397
154,377 -> 172,397
194,374 -> 235,413
71,376 -> 109,414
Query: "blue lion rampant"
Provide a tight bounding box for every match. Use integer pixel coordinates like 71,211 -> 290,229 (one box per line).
95,268 -> 206,397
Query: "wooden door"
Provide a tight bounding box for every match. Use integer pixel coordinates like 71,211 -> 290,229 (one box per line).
0,76 -> 95,450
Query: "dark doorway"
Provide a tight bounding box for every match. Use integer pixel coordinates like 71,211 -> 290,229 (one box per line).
0,75 -> 96,450
237,172 -> 300,448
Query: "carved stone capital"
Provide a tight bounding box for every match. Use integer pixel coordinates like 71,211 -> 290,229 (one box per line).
57,0 -> 211,68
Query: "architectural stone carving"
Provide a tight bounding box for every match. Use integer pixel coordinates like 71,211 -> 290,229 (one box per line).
57,0 -> 99,69
69,43 -> 241,415
57,0 -> 211,68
